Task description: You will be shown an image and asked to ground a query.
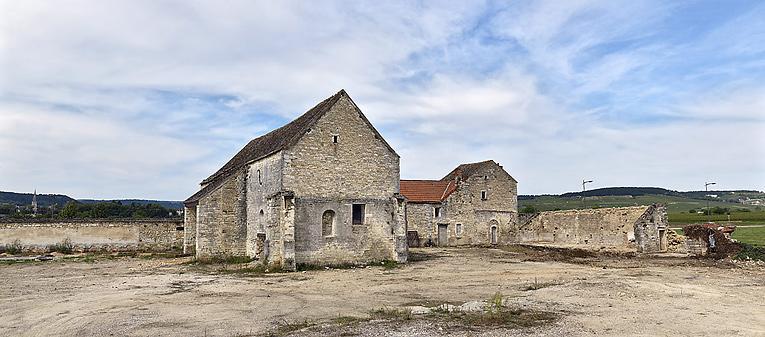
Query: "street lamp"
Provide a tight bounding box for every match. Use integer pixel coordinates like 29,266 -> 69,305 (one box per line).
705,182 -> 716,223
582,179 -> 593,208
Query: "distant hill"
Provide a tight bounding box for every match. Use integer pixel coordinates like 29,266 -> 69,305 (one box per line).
0,191 -> 75,207
78,199 -> 183,209
519,187 -> 765,214
0,191 -> 183,209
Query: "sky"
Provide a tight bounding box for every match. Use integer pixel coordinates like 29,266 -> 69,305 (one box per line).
1,0 -> 764,200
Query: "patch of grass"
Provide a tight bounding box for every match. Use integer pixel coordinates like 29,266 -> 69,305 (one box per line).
735,243 -> 765,261
186,255 -> 252,265
2,239 -> 23,255
426,293 -> 558,328
368,307 -> 413,321
295,260 -> 399,271
331,316 -> 367,326
266,320 -> 315,337
522,277 -> 561,291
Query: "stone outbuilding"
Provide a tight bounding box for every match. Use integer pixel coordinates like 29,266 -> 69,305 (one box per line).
183,90 -> 407,270
400,160 -> 518,247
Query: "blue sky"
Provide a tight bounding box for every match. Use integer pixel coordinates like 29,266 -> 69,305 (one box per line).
1,0 -> 763,199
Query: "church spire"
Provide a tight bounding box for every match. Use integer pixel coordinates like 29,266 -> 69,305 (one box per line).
32,189 -> 38,216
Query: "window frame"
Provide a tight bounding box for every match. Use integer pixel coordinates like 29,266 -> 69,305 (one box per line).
480,190 -> 487,200
352,204 -> 365,225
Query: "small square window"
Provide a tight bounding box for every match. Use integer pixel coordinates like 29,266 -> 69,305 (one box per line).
434,207 -> 441,218
481,190 -> 487,200
352,204 -> 365,225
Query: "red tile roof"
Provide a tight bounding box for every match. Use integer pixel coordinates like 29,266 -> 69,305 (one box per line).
400,180 -> 457,203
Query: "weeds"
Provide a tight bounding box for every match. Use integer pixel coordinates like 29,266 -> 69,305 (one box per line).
266,320 -> 315,337
48,238 -> 73,254
2,240 -> 23,255
425,292 -> 558,328
522,277 -> 561,291
735,243 -> 765,261
368,307 -> 413,321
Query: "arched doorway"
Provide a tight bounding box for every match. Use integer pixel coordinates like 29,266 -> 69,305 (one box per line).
322,210 -> 335,237
489,220 -> 499,245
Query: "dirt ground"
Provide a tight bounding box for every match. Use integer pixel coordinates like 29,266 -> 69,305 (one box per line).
1,247 -> 764,336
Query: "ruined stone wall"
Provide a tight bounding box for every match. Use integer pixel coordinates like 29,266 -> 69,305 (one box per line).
282,94 -> 403,265
634,205 -> 668,253
0,219 -> 183,253
195,170 -> 248,258
183,205 -> 197,254
514,205 -> 668,252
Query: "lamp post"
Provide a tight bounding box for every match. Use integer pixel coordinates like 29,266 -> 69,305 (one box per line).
705,182 -> 716,223
582,180 -> 593,209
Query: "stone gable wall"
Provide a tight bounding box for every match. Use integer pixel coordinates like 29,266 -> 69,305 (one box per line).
244,152 -> 284,258
0,219 -> 183,253
282,95 -> 399,199
281,95 -> 403,264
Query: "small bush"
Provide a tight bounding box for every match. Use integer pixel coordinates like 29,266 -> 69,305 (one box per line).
48,238 -> 74,254
3,240 -> 23,255
735,243 -> 765,261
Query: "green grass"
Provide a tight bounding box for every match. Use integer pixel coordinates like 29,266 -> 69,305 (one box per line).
731,227 -> 765,247
520,194 -> 762,214
668,211 -> 765,225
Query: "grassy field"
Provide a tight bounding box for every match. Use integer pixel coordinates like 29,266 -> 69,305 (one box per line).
519,194 -> 762,214
672,226 -> 765,247
668,211 -> 765,225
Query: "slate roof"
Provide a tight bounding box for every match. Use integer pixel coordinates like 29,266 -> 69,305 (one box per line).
399,180 -> 457,203
185,89 -> 397,205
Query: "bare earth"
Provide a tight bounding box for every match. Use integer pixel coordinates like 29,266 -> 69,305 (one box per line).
1,247 -> 764,336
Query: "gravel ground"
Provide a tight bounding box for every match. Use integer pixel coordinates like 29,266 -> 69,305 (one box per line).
0,247 -> 763,336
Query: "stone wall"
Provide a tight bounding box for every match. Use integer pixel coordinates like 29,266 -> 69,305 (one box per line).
514,205 -> 668,252
244,152 -> 284,259
281,94 -> 404,265
0,219 -> 183,253
195,169 -> 248,258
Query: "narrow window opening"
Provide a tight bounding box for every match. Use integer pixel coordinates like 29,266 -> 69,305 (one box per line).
352,204 -> 365,225
455,224 -> 463,237
332,135 -> 339,144
434,207 -> 441,218
481,190 -> 487,200
257,169 -> 262,185
322,210 -> 335,237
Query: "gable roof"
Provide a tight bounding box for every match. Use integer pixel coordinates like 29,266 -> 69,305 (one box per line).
400,180 -> 457,203
400,160 -> 517,203
441,160 -> 517,183
185,89 -> 397,205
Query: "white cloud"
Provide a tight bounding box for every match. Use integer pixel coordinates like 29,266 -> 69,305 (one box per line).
0,0 -> 763,198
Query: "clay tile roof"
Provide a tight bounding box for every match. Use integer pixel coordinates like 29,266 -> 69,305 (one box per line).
400,180 -> 457,203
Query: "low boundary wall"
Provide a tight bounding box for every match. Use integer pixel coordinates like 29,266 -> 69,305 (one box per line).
0,219 -> 184,253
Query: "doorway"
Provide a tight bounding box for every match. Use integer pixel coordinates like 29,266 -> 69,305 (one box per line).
437,224 -> 448,246
659,228 -> 667,252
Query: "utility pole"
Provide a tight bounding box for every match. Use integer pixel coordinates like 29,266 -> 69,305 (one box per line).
705,182 -> 716,223
582,179 -> 593,209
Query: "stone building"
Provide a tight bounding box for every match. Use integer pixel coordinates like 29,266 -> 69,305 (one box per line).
183,90 -> 408,270
400,160 -> 518,247
514,205 -> 669,253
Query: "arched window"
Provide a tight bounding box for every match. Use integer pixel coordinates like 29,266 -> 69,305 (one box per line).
257,169 -> 262,185
322,210 -> 335,237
